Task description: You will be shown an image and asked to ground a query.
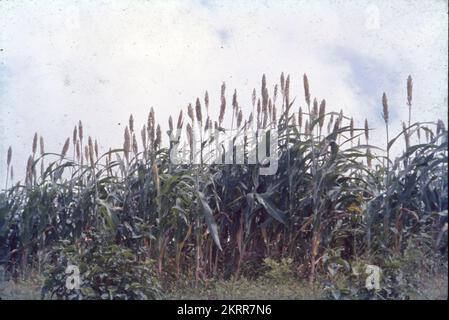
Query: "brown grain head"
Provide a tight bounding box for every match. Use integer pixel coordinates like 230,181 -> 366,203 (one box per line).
78,120 -> 83,141
155,124 -> 161,149
364,119 -> 369,142
168,115 -> 174,132
76,140 -> 80,160
382,92 -> 389,124
303,74 -> 311,106
147,108 -> 155,140
132,133 -> 138,154
129,114 -> 134,132
280,72 -> 285,94
73,126 -> 78,145
319,99 -> 326,129
94,139 -> 99,159
407,75 -> 413,106
285,74 -> 290,107
61,137 -> 70,158
204,90 -> 209,112
237,109 -> 243,127
312,98 -> 318,121
32,132 -> 38,154
252,88 -> 256,107
219,83 -> 227,124
123,128 -> 130,161
195,97 -> 202,123
7,146 -> 12,166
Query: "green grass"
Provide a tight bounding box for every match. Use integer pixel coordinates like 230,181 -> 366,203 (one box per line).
2,269 -> 446,300
165,278 -> 324,300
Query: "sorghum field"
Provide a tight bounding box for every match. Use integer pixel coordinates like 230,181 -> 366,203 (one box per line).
0,74 -> 447,300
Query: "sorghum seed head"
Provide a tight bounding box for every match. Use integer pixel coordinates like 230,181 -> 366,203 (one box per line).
280,72 -> 285,94
61,137 -> 70,158
148,108 -> 155,131
168,116 -> 174,132
195,97 -> 202,123
78,120 -> 83,141
94,140 -> 99,159
252,88 -> 256,107
129,114 -> 134,132
219,83 -> 227,124
237,110 -> 243,127
350,117 -> 354,138
155,124 -> 161,149
124,127 -> 131,159
133,134 -> 138,154
204,91 -> 209,112
76,140 -> 80,160
312,98 -> 318,121
232,90 -> 239,112
382,92 -> 389,124
364,119 -> 369,142
407,75 -> 413,106
303,74 -> 310,106
319,99 -> 326,129
32,133 -> 38,154
73,126 -> 77,145
285,74 -> 290,106
7,146 -> 12,166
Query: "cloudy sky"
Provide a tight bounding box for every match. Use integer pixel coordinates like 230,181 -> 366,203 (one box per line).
0,0 -> 447,185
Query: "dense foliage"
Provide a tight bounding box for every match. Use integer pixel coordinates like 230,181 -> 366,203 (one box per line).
0,74 -> 447,299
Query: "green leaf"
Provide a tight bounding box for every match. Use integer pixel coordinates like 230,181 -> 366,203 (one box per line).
197,191 -> 222,251
254,193 -> 286,224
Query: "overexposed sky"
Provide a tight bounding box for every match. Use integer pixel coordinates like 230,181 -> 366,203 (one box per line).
0,0 -> 447,185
